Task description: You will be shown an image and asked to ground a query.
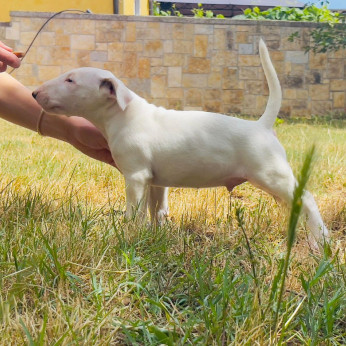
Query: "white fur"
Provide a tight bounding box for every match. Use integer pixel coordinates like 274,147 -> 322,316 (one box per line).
33,39 -> 329,247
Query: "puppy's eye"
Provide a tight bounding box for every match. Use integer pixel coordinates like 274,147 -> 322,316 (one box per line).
65,78 -> 74,83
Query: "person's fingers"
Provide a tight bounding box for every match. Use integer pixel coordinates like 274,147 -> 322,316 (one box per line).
0,61 -> 7,72
0,48 -> 21,69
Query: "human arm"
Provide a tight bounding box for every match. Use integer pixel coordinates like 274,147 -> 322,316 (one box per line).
0,72 -> 116,166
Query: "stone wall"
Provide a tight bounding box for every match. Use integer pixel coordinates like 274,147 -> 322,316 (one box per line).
2,11 -> 345,117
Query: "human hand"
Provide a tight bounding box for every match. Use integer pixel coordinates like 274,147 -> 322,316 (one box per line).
66,116 -> 117,167
0,41 -> 21,72
40,113 -> 117,167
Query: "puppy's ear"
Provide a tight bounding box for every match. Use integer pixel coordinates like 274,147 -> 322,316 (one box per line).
100,78 -> 133,111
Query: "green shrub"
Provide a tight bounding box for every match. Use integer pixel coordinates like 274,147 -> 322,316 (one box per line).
241,4 -> 341,23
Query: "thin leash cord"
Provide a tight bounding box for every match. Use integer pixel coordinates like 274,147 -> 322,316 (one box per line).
9,9 -> 92,74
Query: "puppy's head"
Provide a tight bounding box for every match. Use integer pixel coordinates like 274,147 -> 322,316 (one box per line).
32,67 -> 133,118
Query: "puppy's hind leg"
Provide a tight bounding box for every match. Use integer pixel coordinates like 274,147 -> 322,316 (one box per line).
149,186 -> 169,223
249,159 -> 329,248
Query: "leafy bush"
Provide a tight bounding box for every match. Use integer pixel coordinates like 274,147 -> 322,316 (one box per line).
153,2 -> 183,17
240,3 -> 345,53
241,4 -> 341,23
153,2 -> 225,19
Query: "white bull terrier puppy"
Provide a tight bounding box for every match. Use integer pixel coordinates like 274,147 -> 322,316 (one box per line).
33,39 -> 329,247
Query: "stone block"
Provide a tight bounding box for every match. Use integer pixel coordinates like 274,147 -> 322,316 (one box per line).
124,42 -> 143,52
138,58 -> 151,79
6,22 -> 20,40
239,55 -> 260,67
167,88 -> 184,99
122,52 -> 137,78
222,90 -> 244,105
194,24 -> 213,35
90,51 -> 108,62
182,74 -> 208,88
185,89 -> 203,106
128,78 -> 151,98
256,95 -> 268,111
184,24 -> 195,39
224,105 -> 242,114
160,23 -> 173,40
38,32 -> 56,46
211,51 -> 237,67
194,35 -> 208,58
270,51 -> 285,61
72,50 -> 90,67
38,47 -> 71,66
214,28 -> 226,50
205,89 -> 221,100
330,79 -> 345,91
243,94 -> 257,106
239,67 -> 259,80
168,67 -> 182,87
108,42 -> 124,62
163,40 -> 173,53
173,40 -> 192,54
311,101 -> 332,115
96,26 -> 123,42
144,41 -> 163,57
38,65 -> 62,81
19,31 -> 36,45
309,84 -> 330,101
306,71 -> 322,85
333,92 -> 345,108
327,59 -> 344,79
71,34 -> 95,50
292,99 -> 308,109
266,40 -> 280,50
286,51 -> 308,64
56,34 -> 70,46
204,100 -> 222,113
154,99 -> 168,108
284,75 -> 304,88
126,22 -> 136,42
283,89 -> 297,99
226,30 -> 234,50
296,90 -> 309,99
309,52 -> 327,69
239,43 -> 253,55
246,80 -> 267,95
208,72 -> 222,88
168,99 -> 183,110
173,23 -> 184,39
20,17 -> 45,32
186,57 -> 211,74
151,66 -> 167,76
279,101 -> 292,118
150,58 -> 163,67
151,75 -> 167,98
164,53 -> 185,67
236,31 -> 249,44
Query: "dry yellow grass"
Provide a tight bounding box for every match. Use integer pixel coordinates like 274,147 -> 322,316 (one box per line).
0,118 -> 344,246
0,117 -> 345,344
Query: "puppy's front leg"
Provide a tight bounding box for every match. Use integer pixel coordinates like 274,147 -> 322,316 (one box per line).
125,174 -> 151,222
149,186 -> 169,223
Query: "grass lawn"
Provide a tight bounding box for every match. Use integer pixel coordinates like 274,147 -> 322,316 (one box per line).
0,117 -> 345,345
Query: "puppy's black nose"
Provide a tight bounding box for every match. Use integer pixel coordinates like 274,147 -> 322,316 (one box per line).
32,91 -> 38,99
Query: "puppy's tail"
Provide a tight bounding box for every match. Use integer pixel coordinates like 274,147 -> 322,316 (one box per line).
257,39 -> 282,129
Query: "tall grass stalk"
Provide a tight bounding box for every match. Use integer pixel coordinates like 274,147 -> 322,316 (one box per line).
273,145 -> 316,338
